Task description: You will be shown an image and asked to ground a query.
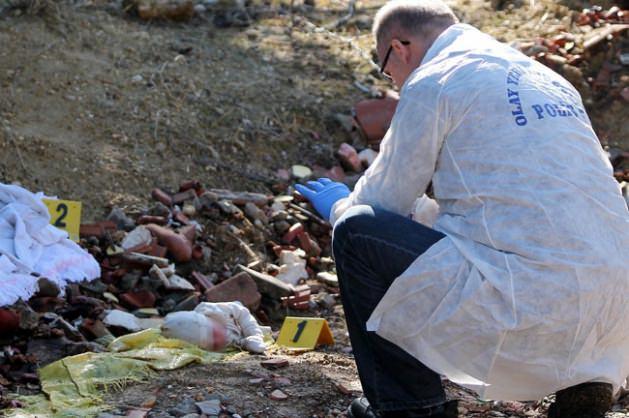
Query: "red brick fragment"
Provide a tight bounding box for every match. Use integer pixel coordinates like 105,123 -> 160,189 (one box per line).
191,245 -> 204,260
145,224 -> 192,263
172,188 -> 197,205
270,389 -> 289,401
326,165 -> 346,182
282,223 -> 304,243
137,215 -> 168,225
178,180 -> 202,193
190,271 -> 214,292
172,211 -> 190,225
0,309 -> 19,336
297,232 -> 321,257
79,221 -> 117,238
261,358 -> 289,369
151,188 -> 173,206
119,290 -> 157,309
204,272 -> 261,311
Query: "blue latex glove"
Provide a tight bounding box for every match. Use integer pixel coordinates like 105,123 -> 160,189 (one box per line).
294,178 -> 350,222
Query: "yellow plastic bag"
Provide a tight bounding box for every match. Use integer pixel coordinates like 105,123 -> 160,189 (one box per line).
5,328 -> 225,418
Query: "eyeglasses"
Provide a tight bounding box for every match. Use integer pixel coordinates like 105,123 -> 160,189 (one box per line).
379,40 -> 410,81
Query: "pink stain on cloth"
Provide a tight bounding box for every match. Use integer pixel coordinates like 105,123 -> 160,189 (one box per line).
0,183 -> 100,307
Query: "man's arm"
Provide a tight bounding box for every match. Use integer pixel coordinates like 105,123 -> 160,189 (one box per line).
330,83 -> 449,225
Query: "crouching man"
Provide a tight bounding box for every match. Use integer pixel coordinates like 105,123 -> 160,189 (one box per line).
295,0 -> 629,417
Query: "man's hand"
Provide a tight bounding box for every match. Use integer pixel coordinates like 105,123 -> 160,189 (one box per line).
294,178 -> 350,222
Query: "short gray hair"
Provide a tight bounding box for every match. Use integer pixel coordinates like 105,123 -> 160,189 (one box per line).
373,0 -> 458,47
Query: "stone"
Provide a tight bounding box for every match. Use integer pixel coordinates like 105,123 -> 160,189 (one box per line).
107,207 -> 136,231
337,143 -> 362,172
261,358 -> 289,369
16,301 -> 39,331
36,277 -> 61,297
125,408 -> 150,418
204,272 -> 261,310
316,292 -> 337,309
120,272 -> 142,291
0,308 -> 20,336
282,222 -> 304,243
104,310 -> 141,332
99,293 -> 117,306
119,290 -> 157,309
244,202 -> 268,224
169,398 -> 198,416
131,74 -> 144,84
80,318 -> 113,340
133,308 -> 160,318
149,201 -> 172,217
165,275 -> 195,291
269,389 -> 288,401
238,266 -> 293,299
195,399 -> 221,415
270,221 -> 291,240
316,272 -> 339,287
193,191 -> 219,212
216,200 -> 242,216
273,377 -> 291,385
172,292 -> 200,312
275,253 -> 308,286
182,203 -> 196,217
290,165 -> 312,180
325,165 -> 346,182
80,279 -> 108,294
122,226 -> 153,251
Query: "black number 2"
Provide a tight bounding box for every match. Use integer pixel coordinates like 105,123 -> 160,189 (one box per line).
54,203 -> 68,228
292,320 -> 307,342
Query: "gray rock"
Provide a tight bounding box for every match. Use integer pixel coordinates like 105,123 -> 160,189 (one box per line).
195,399 -> 221,415
149,201 -> 172,217
169,398 -> 198,416
36,277 -> 60,297
107,206 -> 136,231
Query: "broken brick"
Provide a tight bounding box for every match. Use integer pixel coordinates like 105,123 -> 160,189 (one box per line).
119,290 -> 157,309
282,223 -> 304,243
172,188 -> 197,205
0,309 -> 20,336
261,358 -> 289,369
190,271 -> 215,292
151,188 -> 173,206
204,272 -> 261,311
137,215 -> 168,225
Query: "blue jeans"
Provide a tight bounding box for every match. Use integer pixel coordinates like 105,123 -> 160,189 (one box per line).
332,205 -> 447,413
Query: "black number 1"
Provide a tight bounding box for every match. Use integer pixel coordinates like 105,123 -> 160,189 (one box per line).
54,203 -> 68,228
292,320 -> 307,342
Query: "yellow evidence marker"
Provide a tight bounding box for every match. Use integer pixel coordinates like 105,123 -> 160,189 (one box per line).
42,199 -> 82,242
276,316 -> 335,350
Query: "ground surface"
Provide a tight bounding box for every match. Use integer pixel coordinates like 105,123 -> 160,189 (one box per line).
0,0 -> 628,416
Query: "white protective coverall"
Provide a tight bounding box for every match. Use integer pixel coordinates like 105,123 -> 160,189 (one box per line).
331,23 -> 629,401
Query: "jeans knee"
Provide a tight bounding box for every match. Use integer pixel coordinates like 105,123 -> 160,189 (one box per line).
332,205 -> 376,260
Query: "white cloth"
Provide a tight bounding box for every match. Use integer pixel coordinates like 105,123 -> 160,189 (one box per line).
0,183 -> 100,306
331,24 -> 629,401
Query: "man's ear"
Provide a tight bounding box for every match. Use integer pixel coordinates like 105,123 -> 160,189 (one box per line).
391,38 -> 411,64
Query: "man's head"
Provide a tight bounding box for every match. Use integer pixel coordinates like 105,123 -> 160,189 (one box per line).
373,0 -> 458,87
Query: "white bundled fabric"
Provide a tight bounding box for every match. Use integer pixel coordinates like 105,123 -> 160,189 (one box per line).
0,183 -> 100,307
194,301 -> 269,354
331,24 -> 629,400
